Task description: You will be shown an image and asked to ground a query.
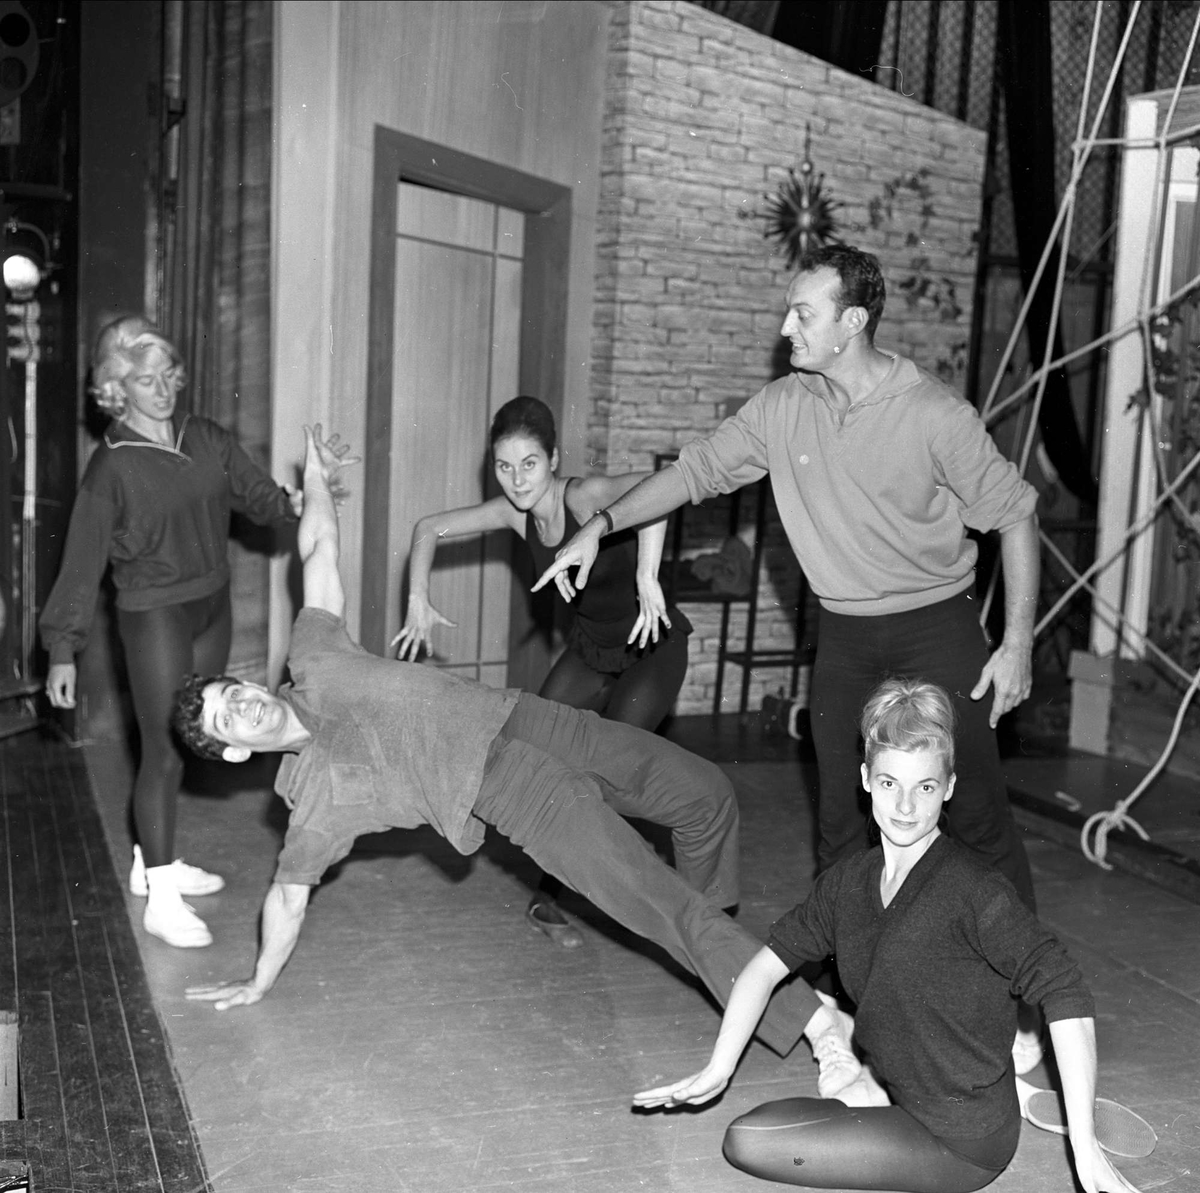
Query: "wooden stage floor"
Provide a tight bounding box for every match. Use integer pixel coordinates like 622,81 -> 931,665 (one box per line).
2,715 -> 1197,1192
0,728 -> 207,1191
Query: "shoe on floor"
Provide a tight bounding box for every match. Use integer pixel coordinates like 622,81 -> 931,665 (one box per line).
1023,1089 -> 1157,1158
525,897 -> 584,949
143,898 -> 213,949
130,845 -> 225,898
833,1063 -> 891,1108
811,1027 -> 861,1099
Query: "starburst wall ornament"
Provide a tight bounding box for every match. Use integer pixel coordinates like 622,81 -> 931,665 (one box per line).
744,125 -> 840,268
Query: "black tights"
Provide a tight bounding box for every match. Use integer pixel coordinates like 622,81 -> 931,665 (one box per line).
533,632 -> 690,905
116,587 -> 232,869
537,634 -> 690,732
723,1097 -> 1016,1192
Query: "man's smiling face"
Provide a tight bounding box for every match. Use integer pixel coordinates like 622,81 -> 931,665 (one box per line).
779,266 -> 853,373
201,679 -> 295,757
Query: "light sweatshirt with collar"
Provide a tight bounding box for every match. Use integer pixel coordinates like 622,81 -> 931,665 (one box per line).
673,353 -> 1037,617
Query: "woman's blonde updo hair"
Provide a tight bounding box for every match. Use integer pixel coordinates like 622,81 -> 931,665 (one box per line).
90,315 -> 186,417
861,677 -> 957,778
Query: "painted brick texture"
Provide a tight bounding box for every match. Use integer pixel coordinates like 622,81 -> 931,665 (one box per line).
594,1 -> 986,714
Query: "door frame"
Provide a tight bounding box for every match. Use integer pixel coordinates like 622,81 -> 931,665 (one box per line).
364,125 -> 571,688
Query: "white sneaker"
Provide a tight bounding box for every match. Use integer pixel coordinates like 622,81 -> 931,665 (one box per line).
811,1028 -> 862,1099
130,845 -> 224,898
143,898 -> 213,948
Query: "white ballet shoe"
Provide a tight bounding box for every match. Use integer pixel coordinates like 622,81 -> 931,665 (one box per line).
1021,1087 -> 1157,1158
833,1064 -> 891,1108
130,844 -> 224,898
815,989 -> 858,1042
143,864 -> 213,948
811,1027 -> 862,1098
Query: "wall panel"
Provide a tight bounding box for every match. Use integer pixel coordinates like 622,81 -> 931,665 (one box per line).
271,1 -> 607,674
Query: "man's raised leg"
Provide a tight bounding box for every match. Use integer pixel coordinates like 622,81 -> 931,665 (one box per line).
473,733 -> 819,1056
497,692 -> 740,907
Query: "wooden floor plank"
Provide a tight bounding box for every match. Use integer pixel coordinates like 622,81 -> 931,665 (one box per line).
2,992 -> 73,1192
0,747 -> 17,1011
22,755 -> 119,1192
0,735 -> 209,1192
36,720 -> 1200,1193
58,742 -> 210,1193
47,748 -> 166,1193
5,748 -> 75,1189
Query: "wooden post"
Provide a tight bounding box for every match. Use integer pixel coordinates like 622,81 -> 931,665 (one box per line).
0,1009 -> 17,1119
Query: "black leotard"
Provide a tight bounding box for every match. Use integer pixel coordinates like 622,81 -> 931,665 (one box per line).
523,482 -> 690,675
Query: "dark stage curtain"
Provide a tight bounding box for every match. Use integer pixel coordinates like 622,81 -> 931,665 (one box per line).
154,0 -> 277,677
996,0 -> 1099,506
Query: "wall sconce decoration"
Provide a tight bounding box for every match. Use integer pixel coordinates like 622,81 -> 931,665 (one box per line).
744,124 -> 840,268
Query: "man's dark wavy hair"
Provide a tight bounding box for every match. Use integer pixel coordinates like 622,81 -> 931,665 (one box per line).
796,244 -> 887,341
172,672 -> 238,760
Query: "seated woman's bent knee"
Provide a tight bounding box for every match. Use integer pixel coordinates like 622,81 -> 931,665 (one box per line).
723,1097 -> 1011,1192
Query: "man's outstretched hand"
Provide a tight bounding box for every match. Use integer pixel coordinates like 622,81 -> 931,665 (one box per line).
304,423 -> 360,494
185,980 -> 265,1011
970,639 -> 1032,729
531,519 -> 605,602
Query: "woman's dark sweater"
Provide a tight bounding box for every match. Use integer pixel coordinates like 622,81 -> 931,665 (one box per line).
40,413 -> 296,663
769,834 -> 1094,1142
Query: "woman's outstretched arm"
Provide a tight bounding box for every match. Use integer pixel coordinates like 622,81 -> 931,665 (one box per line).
1049,1017 -> 1143,1193
393,498 -> 517,659
633,947 -> 789,1108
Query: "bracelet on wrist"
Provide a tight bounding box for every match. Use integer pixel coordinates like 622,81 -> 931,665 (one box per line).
596,508 -> 614,534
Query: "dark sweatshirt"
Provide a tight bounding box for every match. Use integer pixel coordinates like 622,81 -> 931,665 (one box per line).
769,834 -> 1094,1143
40,413 -> 296,664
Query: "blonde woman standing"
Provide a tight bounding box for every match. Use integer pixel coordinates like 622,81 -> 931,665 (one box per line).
40,316 -> 313,948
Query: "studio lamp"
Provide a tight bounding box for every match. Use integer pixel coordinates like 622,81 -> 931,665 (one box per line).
2,217 -> 49,301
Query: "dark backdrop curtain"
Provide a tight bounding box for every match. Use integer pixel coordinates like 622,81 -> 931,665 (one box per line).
995,0 -> 1099,506
153,0 -> 277,678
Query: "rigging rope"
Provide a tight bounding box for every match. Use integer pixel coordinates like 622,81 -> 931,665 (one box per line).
975,1 -> 1200,870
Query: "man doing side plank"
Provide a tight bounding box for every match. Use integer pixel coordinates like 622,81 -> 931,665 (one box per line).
173,426 -> 858,1091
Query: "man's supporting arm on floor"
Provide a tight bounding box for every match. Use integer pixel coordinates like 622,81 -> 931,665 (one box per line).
186,882 -> 312,1010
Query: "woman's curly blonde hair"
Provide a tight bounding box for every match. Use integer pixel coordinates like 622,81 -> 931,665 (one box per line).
90,315 -> 186,417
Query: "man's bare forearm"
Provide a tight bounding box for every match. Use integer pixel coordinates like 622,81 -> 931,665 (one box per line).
598,466 -> 691,536
1000,514 -> 1039,648
250,882 -> 310,998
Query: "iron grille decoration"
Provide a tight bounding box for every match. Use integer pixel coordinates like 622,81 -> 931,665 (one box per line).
743,124 -> 840,267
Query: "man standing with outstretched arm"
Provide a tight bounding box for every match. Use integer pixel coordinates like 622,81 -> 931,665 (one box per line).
174,425 -> 859,1092
534,245 -> 1040,917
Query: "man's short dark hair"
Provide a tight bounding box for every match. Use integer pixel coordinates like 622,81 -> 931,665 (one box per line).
173,673 -> 237,760
796,244 -> 887,341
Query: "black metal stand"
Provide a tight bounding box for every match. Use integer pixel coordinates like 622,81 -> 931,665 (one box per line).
656,456 -> 811,717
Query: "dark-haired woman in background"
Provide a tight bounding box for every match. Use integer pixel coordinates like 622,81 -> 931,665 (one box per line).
394,396 -> 693,947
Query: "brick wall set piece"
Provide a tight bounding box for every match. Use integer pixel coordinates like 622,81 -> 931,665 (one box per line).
593,1 -> 987,714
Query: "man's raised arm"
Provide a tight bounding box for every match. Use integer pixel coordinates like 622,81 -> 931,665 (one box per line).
532,464 -> 691,602
298,424 -> 359,617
